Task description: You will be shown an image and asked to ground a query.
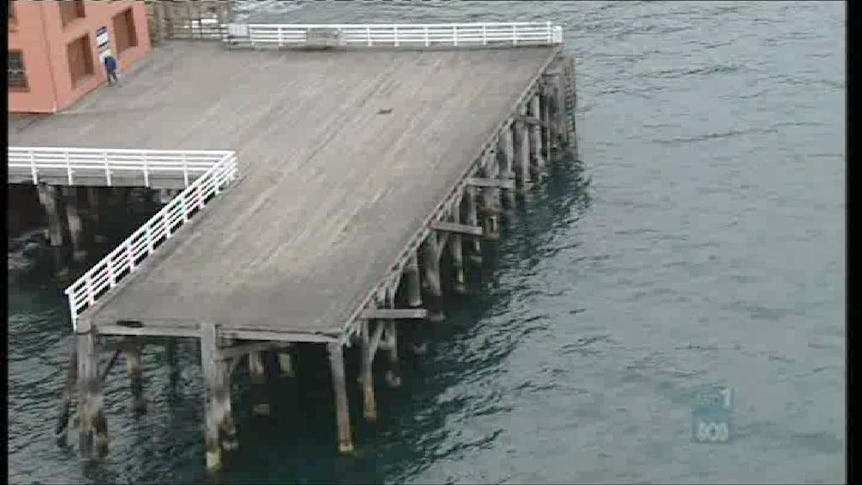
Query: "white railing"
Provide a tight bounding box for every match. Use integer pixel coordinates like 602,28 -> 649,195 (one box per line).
225,21 -> 564,48
64,151 -> 239,331
169,18 -> 226,40
7,147 -> 232,187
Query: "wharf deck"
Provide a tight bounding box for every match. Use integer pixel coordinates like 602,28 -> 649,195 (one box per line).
10,41 -> 558,341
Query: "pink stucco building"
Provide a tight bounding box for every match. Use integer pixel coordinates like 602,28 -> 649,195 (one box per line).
8,0 -> 151,113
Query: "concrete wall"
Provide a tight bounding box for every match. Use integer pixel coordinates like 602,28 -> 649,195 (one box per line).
8,0 -> 152,114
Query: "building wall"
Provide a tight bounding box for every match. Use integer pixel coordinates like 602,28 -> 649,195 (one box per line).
8,0 -> 152,114
8,2 -> 55,113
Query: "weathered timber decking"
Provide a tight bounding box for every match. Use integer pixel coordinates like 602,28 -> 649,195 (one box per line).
11,42 -> 557,340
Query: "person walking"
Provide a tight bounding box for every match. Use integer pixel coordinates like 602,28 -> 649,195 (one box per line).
103,54 -> 119,86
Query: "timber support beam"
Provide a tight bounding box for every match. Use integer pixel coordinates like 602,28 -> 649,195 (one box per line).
327,342 -> 354,454
200,323 -> 238,472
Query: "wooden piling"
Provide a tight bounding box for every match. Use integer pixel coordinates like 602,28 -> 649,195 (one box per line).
498,127 -> 518,215
404,253 -> 423,307
359,320 -> 377,421
403,253 -> 428,356
62,187 -> 86,263
529,94 -> 546,176
86,187 -> 108,244
464,186 -> 482,265
540,89 -> 554,162
37,183 -> 67,272
248,350 -> 270,416
384,321 -> 402,388
55,351 -> 78,443
200,323 -> 235,472
37,184 -> 63,247
77,332 -> 108,456
85,187 -> 100,223
125,342 -> 147,415
277,351 -> 295,378
553,74 -> 566,150
514,112 -> 532,192
421,235 -> 444,323
327,342 -> 354,454
449,207 -> 467,295
542,77 -> 560,156
480,153 -> 502,242
560,54 -> 578,151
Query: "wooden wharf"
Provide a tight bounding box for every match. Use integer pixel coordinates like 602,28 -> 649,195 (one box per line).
7,22 -> 578,471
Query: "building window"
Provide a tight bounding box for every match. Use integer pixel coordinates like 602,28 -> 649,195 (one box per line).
9,50 -> 27,90
67,35 -> 95,88
113,8 -> 138,55
59,0 -> 86,27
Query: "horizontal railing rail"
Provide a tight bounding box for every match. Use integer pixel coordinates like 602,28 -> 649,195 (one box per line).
224,21 -> 564,48
8,147 -> 232,187
167,19 -> 226,40
63,150 -> 239,331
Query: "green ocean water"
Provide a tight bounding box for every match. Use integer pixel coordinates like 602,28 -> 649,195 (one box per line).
8,2 -> 844,483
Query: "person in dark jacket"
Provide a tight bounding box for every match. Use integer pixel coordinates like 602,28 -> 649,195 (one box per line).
103,54 -> 118,85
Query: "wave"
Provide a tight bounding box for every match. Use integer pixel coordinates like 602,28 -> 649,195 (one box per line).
7,229 -> 45,274
652,127 -> 778,145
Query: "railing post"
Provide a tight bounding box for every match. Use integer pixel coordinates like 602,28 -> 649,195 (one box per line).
182,153 -> 190,187
214,166 -> 222,195
107,257 -> 117,288
127,240 -> 136,271
394,25 -> 399,47
453,24 -> 458,46
65,152 -> 73,185
85,273 -> 96,305
30,151 -> 38,185
513,24 -> 518,46
367,26 -> 372,46
164,211 -> 172,238
482,24 -> 487,45
145,224 -> 155,253
424,26 -> 429,47
143,152 -> 150,187
68,293 -> 78,332
546,21 -> 551,44
181,194 -> 189,222
197,183 -> 205,209
104,151 -> 112,186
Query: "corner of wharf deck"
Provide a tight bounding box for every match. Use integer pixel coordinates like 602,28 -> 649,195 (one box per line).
25,21 -> 580,472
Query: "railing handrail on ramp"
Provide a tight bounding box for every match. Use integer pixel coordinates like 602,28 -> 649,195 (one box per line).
62,150 -> 239,331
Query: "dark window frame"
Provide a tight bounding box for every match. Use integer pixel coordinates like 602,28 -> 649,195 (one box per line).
66,34 -> 95,88
9,50 -> 28,91
113,7 -> 139,55
60,0 -> 86,28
